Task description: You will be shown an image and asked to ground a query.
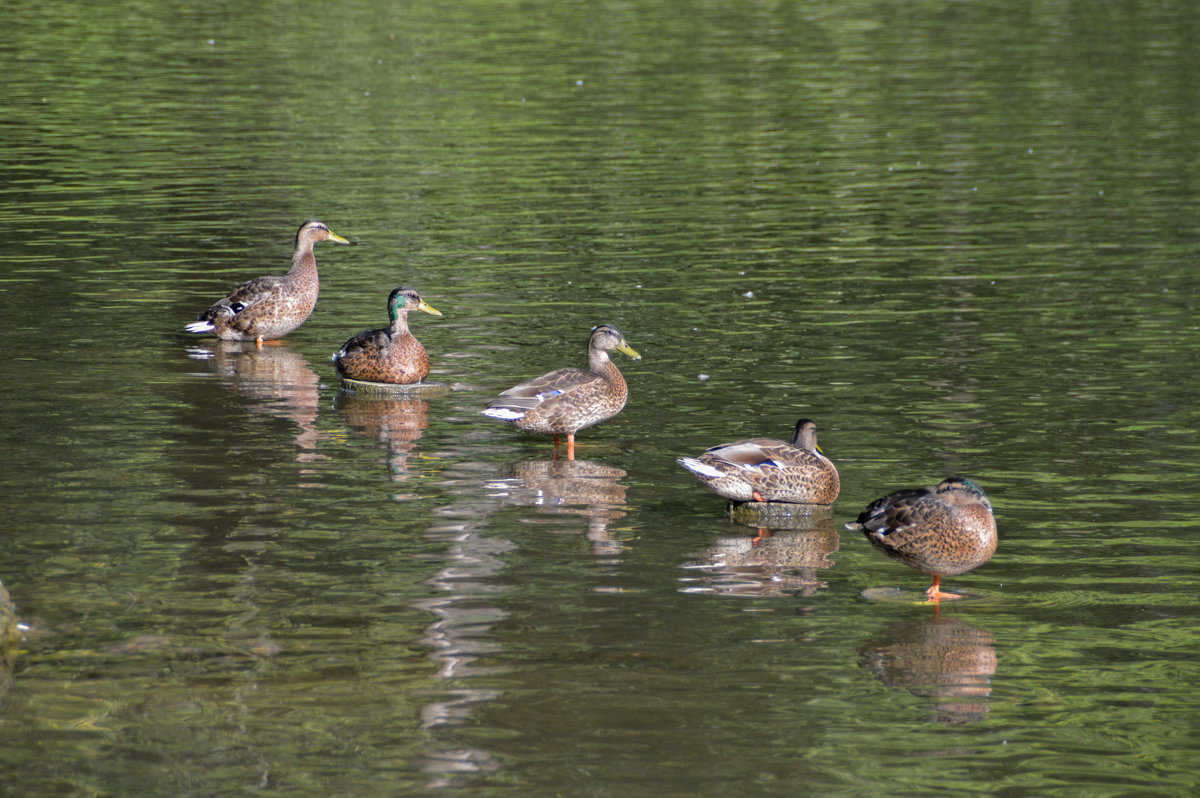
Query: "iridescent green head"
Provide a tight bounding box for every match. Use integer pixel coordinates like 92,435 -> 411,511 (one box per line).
387,286 -> 442,322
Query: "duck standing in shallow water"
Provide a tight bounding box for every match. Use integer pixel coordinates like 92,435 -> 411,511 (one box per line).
678,418 -> 840,505
186,219 -> 349,347
333,287 -> 443,384
482,324 -> 641,460
846,477 -> 997,601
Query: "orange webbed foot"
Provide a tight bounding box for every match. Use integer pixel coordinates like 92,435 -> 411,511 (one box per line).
924,576 -> 961,602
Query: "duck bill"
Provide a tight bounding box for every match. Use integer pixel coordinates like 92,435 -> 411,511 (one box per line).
328,231 -> 351,244
616,342 -> 641,360
418,300 -> 443,317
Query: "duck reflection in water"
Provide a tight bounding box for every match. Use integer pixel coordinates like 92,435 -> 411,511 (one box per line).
681,515 -> 840,598
485,458 -> 628,556
187,341 -> 326,459
859,611 -> 997,724
334,394 -> 431,491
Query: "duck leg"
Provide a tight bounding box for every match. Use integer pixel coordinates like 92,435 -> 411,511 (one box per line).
925,575 -> 961,602
566,433 -> 576,461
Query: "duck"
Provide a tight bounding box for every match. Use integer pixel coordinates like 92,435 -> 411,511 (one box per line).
481,324 -> 641,459
332,287 -> 443,384
186,219 -> 349,347
846,477 -> 997,601
677,418 -> 840,505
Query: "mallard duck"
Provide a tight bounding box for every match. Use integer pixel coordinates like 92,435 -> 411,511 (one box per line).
481,324 -> 641,459
332,287 -> 443,384
678,418 -> 840,505
185,219 -> 349,347
846,477 -> 997,601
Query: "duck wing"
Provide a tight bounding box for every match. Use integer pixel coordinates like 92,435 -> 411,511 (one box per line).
199,275 -> 287,320
851,488 -> 944,538
491,367 -> 596,411
704,438 -> 801,470
335,328 -> 391,362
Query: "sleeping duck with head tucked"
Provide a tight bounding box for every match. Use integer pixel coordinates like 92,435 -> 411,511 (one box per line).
846,476 -> 998,601
678,418 -> 840,505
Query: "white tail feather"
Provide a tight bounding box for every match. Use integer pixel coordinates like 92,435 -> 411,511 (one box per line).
677,457 -> 726,479
482,407 -> 526,421
185,320 -> 214,334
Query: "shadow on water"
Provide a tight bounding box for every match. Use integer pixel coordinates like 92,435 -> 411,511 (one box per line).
859,611 -> 997,725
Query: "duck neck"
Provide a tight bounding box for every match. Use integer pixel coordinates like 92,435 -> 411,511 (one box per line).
588,346 -> 613,373
588,348 -> 625,388
388,309 -> 411,339
792,425 -> 818,453
287,237 -> 319,280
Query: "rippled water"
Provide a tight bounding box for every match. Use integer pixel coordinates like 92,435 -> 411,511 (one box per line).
3,0 -> 1200,794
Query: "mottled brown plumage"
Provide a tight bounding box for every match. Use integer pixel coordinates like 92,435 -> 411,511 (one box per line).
846,477 -> 998,601
481,324 -> 641,459
186,219 -> 349,346
333,287 -> 443,384
678,419 -> 840,505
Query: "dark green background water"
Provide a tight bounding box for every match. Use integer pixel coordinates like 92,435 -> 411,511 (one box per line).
3,0 -> 1199,794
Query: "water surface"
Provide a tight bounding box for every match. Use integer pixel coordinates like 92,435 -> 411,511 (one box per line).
3,0 -> 1200,794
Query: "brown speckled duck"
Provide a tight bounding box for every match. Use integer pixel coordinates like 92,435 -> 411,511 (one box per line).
186,219 -> 349,347
846,477 -> 997,601
332,287 -> 443,384
481,324 -> 641,459
677,418 -> 840,505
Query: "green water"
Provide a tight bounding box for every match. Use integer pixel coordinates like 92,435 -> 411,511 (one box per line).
3,0 -> 1200,794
